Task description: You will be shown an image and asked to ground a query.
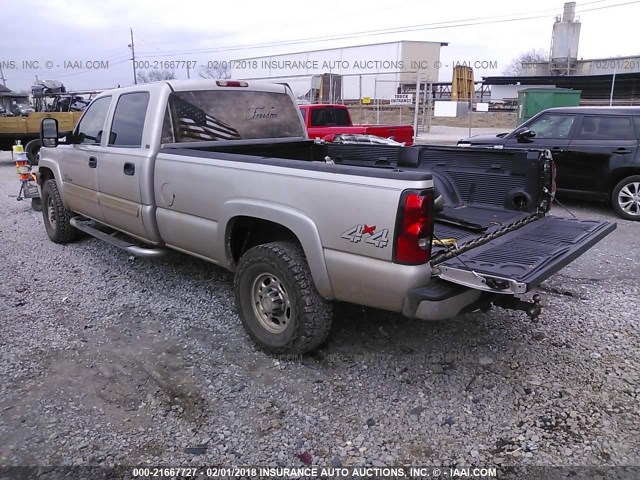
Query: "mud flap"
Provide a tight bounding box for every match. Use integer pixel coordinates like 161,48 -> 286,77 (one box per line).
432,216 -> 616,294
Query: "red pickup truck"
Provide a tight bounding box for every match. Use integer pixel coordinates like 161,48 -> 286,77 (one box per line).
298,104 -> 414,145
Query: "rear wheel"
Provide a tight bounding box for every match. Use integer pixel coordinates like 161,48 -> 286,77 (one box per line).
612,175 -> 640,221
234,241 -> 333,354
41,179 -> 78,243
31,198 -> 42,212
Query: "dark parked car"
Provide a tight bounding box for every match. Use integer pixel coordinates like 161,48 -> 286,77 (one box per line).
458,107 -> 640,220
10,103 -> 35,116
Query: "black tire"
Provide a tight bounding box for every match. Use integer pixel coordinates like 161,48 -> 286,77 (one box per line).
25,139 -> 42,166
234,241 -> 333,355
31,197 -> 42,212
41,179 -> 78,243
611,175 -> 640,221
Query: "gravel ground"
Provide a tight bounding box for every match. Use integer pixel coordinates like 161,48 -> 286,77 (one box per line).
0,151 -> 639,470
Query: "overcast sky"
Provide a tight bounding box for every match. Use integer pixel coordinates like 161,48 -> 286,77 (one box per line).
1,0 -> 639,92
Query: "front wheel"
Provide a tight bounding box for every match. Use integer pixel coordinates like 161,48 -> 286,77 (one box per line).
612,175 -> 640,221
41,179 -> 78,243
234,241 -> 333,355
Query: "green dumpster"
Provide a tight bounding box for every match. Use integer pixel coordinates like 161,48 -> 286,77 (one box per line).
516,88 -> 581,125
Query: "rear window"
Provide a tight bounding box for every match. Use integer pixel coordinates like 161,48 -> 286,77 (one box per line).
309,107 -> 351,127
575,115 -> 637,141
162,90 -> 305,143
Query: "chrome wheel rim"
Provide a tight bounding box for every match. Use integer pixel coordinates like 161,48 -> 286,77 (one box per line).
47,197 -> 57,228
618,182 -> 640,217
251,273 -> 292,334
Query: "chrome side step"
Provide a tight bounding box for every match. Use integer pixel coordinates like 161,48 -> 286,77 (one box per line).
70,218 -> 168,258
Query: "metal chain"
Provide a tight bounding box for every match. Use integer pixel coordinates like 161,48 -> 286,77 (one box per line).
430,213 -> 544,266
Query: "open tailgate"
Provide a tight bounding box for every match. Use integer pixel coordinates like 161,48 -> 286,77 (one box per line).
432,216 -> 616,294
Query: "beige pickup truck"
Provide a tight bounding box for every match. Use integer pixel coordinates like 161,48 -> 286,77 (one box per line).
36,80 -> 615,354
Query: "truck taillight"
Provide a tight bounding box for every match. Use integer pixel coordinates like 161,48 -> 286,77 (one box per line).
393,189 -> 434,265
216,80 -> 248,87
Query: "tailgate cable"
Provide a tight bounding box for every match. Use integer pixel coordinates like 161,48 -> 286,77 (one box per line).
432,232 -> 506,289
543,187 -> 577,219
432,232 -> 483,281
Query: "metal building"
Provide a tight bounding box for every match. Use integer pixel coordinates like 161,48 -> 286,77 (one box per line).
233,40 -> 447,102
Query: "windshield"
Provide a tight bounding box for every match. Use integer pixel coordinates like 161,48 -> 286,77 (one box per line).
162,90 -> 306,143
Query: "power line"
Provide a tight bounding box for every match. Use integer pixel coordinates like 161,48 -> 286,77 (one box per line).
135,0 -> 612,55
135,0 -> 638,58
7,0 -> 635,83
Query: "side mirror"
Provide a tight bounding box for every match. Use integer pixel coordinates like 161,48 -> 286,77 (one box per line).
514,127 -> 536,141
40,118 -> 59,147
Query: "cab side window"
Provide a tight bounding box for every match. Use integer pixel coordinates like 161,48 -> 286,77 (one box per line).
108,92 -> 150,147
526,114 -> 576,139
576,116 -> 636,141
76,96 -> 111,145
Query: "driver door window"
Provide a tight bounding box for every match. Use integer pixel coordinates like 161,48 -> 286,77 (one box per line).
525,114 -> 576,139
76,96 -> 111,144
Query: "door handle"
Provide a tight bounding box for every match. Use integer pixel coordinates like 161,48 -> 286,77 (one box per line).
614,148 -> 632,154
123,162 -> 135,176
88,156 -> 97,168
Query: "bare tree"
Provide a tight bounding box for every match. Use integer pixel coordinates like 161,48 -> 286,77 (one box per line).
503,49 -> 549,76
198,63 -> 231,80
136,69 -> 176,84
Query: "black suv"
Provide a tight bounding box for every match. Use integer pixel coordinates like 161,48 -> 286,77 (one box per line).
458,107 -> 640,220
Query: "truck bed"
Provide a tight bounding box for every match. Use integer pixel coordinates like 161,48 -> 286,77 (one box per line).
178,141 -> 550,227
173,140 -> 614,293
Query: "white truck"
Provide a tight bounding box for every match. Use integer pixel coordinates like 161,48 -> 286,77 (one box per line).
36,79 -> 616,353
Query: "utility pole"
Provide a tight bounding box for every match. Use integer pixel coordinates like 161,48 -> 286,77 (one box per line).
609,68 -> 617,106
0,64 -> 6,87
186,62 -> 190,79
128,28 -> 137,85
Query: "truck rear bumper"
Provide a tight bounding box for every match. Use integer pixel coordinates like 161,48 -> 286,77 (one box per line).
402,279 -> 484,321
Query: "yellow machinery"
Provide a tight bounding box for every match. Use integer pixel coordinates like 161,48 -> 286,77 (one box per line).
0,111 -> 82,139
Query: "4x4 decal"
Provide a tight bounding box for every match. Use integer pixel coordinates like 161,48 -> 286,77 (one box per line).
341,224 -> 390,248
